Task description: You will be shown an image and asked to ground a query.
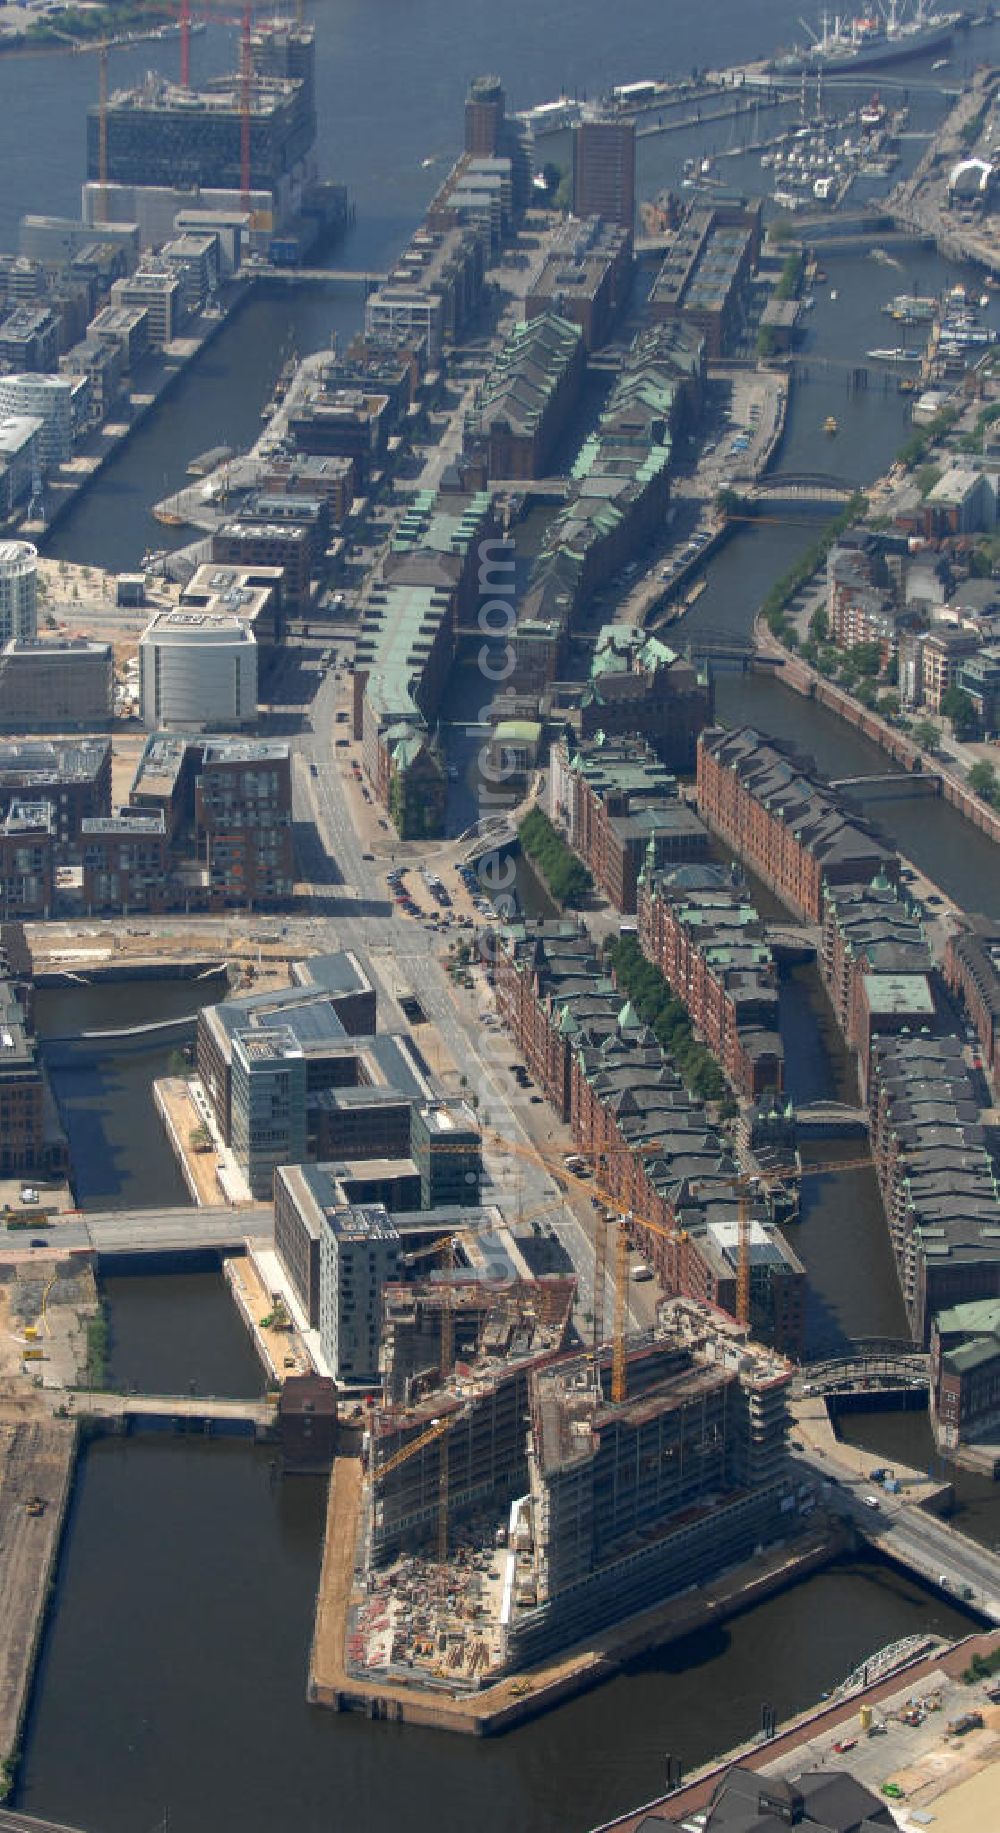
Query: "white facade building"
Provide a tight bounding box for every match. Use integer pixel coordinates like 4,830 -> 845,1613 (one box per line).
0,375 -> 73,469
139,610 -> 258,731
0,541 -> 38,645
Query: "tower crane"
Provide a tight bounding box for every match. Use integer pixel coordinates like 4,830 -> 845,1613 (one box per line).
369,1131 -> 874,1562
96,39 -> 109,228
473,1126 -> 874,1403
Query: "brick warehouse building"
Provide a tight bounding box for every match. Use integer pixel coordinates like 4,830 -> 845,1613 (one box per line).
637,864 -> 783,1099
490,917 -> 804,1355
696,725 -> 898,924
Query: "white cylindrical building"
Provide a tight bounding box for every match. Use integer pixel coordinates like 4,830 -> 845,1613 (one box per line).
139,609 -> 258,731
0,540 -> 38,645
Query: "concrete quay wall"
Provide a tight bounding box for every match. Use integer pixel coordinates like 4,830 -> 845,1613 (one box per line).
0,1417 -> 78,1788
308,1452 -> 843,1738
755,618 -> 1000,846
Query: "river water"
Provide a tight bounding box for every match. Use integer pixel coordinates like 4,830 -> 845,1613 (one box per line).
5,4 -> 1000,1825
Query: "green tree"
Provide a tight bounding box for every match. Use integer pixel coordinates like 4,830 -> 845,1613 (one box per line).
808,606 -> 829,643
968,761 -> 1000,806
913,719 -> 941,754
941,684 -> 978,737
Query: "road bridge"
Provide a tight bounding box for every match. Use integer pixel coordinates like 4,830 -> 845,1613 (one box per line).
78,1391 -> 277,1434
682,626 -> 772,672
0,1205 -> 271,1261
764,921 -> 819,962
793,1099 -> 870,1136
256,268 -> 386,286
800,1341 -> 928,1396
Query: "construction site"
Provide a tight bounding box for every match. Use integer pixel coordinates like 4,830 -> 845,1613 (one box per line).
333,1295 -> 804,1708
83,12 -> 348,258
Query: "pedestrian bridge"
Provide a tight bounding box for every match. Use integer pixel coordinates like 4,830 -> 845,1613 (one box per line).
748,472 -> 858,505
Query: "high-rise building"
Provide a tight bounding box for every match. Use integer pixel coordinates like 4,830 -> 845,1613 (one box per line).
0,542 -> 37,646
318,1201 -> 400,1383
464,74 -> 507,157
463,74 -> 531,211
409,1100 -> 481,1208
231,1025 -> 307,1199
572,115 -> 636,229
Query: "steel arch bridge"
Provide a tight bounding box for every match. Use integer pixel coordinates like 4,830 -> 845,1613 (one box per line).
800,1338 -> 930,1395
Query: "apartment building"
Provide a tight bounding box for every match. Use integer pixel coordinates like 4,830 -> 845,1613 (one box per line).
638,864 -> 784,1099
697,726 -> 898,923
921,627 -> 981,714
0,416 -> 43,516
0,737 -> 111,843
80,810 -> 169,915
0,801 -> 54,919
0,304 -> 60,372
194,738 -> 294,906
212,516 -> 312,614
0,373 -> 73,468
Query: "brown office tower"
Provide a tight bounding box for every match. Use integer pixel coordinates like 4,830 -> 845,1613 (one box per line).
572,117 -> 636,229
465,75 -> 506,156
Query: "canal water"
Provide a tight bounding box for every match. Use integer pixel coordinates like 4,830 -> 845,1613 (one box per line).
17,1435 -> 981,1833
34,978 -> 222,1212
100,1272 -> 266,1399
835,1405 -> 1000,1554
